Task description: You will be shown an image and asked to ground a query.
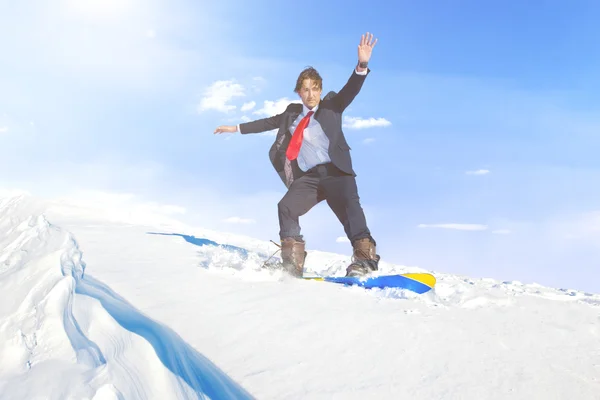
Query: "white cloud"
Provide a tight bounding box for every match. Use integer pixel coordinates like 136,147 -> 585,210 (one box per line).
253,98 -> 301,117
250,77 -> 266,93
363,138 -> 375,144
343,116 -> 391,129
198,80 -> 245,113
223,216 -> 256,224
240,115 -> 251,122
466,169 -> 490,175
0,127 -> 8,134
241,101 -> 256,112
146,29 -> 156,39
336,236 -> 350,243
492,229 -> 511,234
418,223 -> 488,231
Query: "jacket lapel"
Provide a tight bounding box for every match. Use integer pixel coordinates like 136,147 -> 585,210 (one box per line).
285,104 -> 302,137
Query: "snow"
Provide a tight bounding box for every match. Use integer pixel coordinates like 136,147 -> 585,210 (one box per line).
1,192 -> 599,399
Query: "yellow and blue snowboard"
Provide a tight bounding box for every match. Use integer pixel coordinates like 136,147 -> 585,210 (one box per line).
152,234 -> 436,294
303,272 -> 436,294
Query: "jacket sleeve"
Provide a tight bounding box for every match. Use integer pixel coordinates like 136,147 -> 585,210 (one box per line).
332,68 -> 370,112
239,112 -> 284,134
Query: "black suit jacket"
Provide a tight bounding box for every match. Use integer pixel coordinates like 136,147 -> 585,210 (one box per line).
239,67 -> 370,188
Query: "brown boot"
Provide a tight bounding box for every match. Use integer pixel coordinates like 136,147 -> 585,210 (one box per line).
280,237 -> 306,277
345,237 -> 380,277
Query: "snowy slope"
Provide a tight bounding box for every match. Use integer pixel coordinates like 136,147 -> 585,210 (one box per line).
0,194 -> 252,400
1,193 -> 599,399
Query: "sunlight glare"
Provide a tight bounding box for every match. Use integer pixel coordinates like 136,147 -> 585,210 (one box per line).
66,0 -> 136,19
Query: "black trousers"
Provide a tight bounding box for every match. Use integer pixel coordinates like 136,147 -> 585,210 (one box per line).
277,162 -> 373,245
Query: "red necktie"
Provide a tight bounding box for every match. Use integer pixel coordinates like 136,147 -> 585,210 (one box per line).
286,111 -> 314,160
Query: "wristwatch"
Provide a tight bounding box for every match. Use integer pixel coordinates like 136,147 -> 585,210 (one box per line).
359,61 -> 368,68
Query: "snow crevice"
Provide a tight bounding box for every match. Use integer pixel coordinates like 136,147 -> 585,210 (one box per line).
0,195 -> 254,399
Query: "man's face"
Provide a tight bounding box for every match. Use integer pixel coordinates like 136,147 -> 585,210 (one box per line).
297,78 -> 322,109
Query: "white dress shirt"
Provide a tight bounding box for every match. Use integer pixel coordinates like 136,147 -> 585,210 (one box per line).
289,104 -> 330,171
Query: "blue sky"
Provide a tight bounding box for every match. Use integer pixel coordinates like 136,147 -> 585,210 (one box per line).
1,0 -> 600,292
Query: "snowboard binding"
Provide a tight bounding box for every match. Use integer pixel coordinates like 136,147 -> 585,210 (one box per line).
345,255 -> 380,277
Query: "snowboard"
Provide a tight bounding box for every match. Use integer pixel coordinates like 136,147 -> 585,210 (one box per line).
154,233 -> 436,294
303,272 -> 436,294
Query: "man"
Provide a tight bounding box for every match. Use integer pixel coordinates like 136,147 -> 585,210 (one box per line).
214,32 -> 379,278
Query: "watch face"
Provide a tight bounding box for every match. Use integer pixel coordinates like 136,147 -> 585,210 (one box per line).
359,62 -> 368,67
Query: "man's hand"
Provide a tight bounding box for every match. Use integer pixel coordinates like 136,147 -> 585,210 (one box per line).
358,32 -> 377,63
214,125 -> 237,134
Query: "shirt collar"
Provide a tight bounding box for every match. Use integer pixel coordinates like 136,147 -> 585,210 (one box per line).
303,103 -> 318,115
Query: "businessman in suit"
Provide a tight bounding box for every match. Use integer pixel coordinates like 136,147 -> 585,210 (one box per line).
214,32 -> 380,278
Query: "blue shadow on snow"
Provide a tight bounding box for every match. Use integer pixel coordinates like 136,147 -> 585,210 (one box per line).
76,274 -> 255,400
147,232 -> 251,258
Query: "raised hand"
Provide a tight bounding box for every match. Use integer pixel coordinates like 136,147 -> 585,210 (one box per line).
213,125 -> 237,134
358,32 -> 378,63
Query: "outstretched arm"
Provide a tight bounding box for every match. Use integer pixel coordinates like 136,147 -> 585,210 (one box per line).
214,112 -> 283,135
238,112 -> 283,134
333,32 -> 378,112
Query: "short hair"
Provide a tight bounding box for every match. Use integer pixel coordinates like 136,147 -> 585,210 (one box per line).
294,66 -> 323,92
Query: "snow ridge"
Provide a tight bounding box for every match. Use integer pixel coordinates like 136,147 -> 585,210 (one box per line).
0,195 -> 254,399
